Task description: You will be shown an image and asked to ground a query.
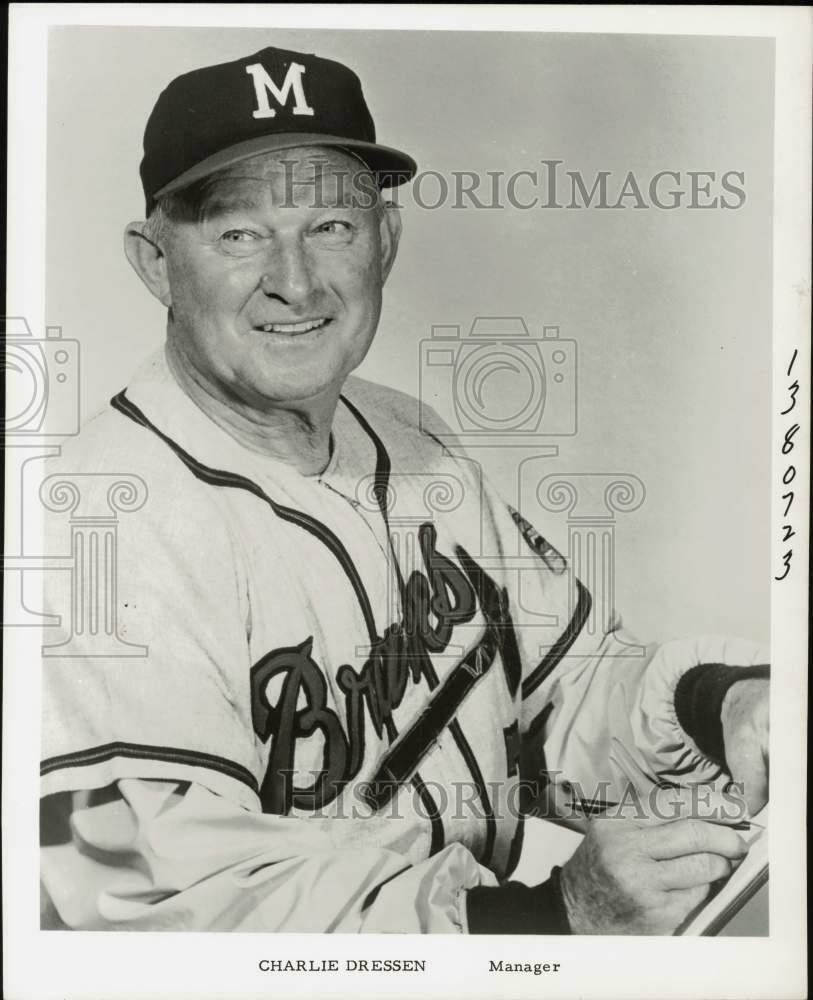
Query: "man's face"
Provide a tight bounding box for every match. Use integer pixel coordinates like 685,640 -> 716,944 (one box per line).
158,148 -> 397,409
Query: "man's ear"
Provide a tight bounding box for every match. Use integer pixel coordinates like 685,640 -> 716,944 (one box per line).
123,222 -> 172,308
378,201 -> 402,283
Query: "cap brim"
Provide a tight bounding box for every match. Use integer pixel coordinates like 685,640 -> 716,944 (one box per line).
154,132 -> 417,200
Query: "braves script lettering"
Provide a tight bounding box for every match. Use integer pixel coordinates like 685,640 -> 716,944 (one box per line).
250,523 -> 518,814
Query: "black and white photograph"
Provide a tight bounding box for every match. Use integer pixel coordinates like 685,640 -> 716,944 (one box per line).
3,5 -> 809,999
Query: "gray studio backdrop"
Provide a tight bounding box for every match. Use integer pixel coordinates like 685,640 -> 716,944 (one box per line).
46,26 -> 773,645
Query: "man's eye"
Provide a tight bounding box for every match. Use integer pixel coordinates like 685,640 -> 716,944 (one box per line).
311,220 -> 354,245
221,229 -> 256,243
216,229 -> 267,255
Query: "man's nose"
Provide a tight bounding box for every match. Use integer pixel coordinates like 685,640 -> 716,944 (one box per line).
259,239 -> 316,306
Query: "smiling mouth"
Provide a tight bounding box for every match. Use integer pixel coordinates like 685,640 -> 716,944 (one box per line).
255,318 -> 330,335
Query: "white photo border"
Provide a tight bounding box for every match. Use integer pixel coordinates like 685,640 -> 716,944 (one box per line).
4,5 -> 809,999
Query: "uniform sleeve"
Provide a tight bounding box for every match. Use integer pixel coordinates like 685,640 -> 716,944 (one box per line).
40,463 -> 261,811
481,490 -> 769,809
40,779 -> 496,932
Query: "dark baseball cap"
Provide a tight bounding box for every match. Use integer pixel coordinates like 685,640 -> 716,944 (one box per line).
140,45 -> 418,215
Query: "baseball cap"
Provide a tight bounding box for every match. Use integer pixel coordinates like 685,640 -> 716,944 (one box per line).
140,45 -> 418,215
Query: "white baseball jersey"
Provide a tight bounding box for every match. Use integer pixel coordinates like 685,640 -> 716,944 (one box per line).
40,348 -> 766,932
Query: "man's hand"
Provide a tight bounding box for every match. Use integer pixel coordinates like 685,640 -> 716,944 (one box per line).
721,678 -> 770,815
559,801 -> 748,935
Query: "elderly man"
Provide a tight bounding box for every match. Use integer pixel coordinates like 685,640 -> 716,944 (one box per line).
40,45 -> 769,934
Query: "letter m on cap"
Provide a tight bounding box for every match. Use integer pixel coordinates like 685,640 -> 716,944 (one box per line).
245,62 -> 315,119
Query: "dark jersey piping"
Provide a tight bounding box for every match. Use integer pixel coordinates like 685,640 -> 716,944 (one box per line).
341,395 -> 497,864
111,389 -> 446,854
112,390 -> 379,637
41,741 -> 259,794
521,580 -> 593,699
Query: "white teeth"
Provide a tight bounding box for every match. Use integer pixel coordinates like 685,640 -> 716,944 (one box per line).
260,319 -> 327,334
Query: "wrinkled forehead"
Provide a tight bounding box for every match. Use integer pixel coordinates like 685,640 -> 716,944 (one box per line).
197,145 -> 379,216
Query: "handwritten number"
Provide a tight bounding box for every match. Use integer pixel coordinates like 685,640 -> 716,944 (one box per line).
780,382 -> 799,417
776,349 -> 800,582
782,422 -> 800,454
774,550 -> 792,582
